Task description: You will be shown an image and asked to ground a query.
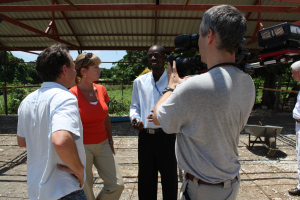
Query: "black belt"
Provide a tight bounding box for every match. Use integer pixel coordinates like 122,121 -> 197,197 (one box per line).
144,128 -> 163,134
296,119 -> 300,122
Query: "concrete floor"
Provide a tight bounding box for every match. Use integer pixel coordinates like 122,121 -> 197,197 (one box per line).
1,113 -> 300,199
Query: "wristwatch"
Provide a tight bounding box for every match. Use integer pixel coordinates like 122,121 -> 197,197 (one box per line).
162,87 -> 174,94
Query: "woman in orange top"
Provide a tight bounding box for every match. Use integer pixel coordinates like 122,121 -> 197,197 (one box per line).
70,53 -> 124,200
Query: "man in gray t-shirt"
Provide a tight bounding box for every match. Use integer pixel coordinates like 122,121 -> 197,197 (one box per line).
153,5 -> 255,200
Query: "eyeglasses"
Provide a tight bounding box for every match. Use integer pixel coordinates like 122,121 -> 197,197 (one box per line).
81,53 -> 93,68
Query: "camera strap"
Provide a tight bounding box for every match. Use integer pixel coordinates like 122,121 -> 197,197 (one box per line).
208,62 -> 239,72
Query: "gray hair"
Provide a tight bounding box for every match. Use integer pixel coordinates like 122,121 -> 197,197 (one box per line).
200,5 -> 247,54
291,61 -> 300,71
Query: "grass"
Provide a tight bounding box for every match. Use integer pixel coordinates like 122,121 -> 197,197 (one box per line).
102,84 -> 132,102
0,84 -> 297,115
0,95 -> 4,114
0,84 -> 133,115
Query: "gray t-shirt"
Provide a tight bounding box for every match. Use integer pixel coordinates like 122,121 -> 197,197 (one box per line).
156,66 -> 255,183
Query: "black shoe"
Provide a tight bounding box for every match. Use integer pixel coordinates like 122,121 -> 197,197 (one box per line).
288,187 -> 300,196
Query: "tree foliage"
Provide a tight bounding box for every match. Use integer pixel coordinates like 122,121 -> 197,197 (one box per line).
0,51 -> 40,114
104,49 -> 200,82
108,50 -> 148,83
0,52 -> 40,83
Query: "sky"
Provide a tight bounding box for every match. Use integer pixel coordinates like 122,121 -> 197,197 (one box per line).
11,50 -> 127,69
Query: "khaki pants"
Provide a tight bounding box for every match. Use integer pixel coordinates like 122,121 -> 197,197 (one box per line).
84,140 -> 124,200
179,172 -> 240,200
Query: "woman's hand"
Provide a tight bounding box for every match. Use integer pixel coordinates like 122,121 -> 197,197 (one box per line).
109,142 -> 115,154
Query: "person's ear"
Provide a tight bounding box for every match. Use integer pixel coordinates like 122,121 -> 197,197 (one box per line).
207,29 -> 214,44
62,65 -> 68,76
164,54 -> 167,60
80,68 -> 87,77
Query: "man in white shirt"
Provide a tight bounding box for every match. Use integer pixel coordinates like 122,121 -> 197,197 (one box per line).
289,61 -> 300,196
17,44 -> 86,200
130,45 -> 178,200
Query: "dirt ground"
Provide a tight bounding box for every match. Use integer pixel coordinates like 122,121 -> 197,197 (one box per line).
1,110 -> 300,200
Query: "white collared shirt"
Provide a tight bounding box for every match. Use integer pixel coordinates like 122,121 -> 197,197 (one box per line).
293,92 -> 300,127
130,71 -> 168,129
17,82 -> 86,200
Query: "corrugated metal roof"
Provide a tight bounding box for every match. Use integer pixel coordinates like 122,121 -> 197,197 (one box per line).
0,0 -> 299,52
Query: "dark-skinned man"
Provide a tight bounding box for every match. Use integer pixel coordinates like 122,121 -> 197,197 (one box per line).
130,44 -> 178,200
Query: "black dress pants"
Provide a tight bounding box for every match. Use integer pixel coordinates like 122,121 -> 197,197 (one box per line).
138,129 -> 178,200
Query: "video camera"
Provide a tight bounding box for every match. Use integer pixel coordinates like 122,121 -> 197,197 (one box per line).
168,33 -> 250,77
168,22 -> 300,76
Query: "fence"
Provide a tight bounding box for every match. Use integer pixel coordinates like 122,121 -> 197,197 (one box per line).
0,80 -> 132,115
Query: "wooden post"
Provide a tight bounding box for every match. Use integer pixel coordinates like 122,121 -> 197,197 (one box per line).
274,75 -> 282,113
3,50 -> 8,115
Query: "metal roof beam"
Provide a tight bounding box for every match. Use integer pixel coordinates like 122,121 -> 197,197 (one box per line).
0,4 -> 299,13
0,45 -> 262,52
0,46 -> 175,51
54,0 -> 82,48
0,0 -> 30,3
13,16 -> 295,23
0,34 -> 257,38
45,20 -> 54,34
247,0 -> 263,46
0,43 -> 40,55
63,0 -> 79,10
294,20 -> 300,25
246,0 -> 260,20
270,0 -> 300,3
287,4 -> 300,13
0,33 -> 181,38
183,0 -> 190,10
154,10 -> 157,44
0,13 -> 78,49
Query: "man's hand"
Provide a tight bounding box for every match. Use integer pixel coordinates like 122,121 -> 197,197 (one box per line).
57,164 -> 84,188
147,110 -> 154,123
132,118 -> 144,130
52,130 -> 85,188
153,61 -> 189,125
167,61 -> 189,89
17,135 -> 26,148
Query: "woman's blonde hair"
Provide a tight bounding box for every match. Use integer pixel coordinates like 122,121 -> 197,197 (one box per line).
75,53 -> 101,83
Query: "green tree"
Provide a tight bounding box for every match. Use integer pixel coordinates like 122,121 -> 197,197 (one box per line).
250,54 -> 300,108
27,61 -> 41,83
111,50 -> 148,82
0,51 -> 32,83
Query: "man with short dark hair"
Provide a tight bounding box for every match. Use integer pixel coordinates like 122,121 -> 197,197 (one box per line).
130,44 -> 178,200
288,61 -> 300,196
17,44 -> 87,200
153,5 -> 255,200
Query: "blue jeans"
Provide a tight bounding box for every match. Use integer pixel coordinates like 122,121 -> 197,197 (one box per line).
59,190 -> 87,200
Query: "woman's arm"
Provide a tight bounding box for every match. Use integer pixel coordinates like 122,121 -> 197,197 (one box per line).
104,114 -> 115,154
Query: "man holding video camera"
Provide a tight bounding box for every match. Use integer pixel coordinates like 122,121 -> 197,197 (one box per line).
153,5 -> 255,200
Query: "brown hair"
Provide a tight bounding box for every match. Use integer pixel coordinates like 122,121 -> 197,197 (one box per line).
75,53 -> 101,84
36,44 -> 71,82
